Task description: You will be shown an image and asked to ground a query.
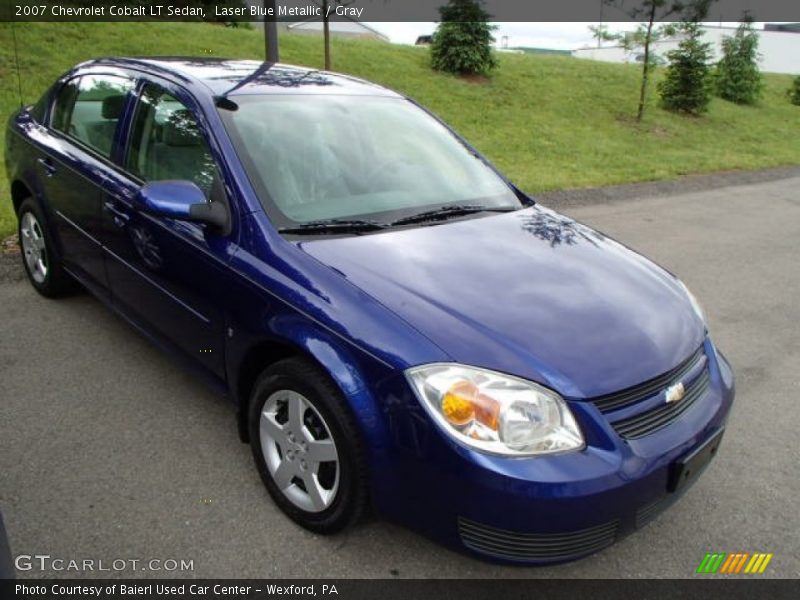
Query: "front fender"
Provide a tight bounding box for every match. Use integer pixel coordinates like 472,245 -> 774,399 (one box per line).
270,313 -> 372,398
229,311 -> 395,458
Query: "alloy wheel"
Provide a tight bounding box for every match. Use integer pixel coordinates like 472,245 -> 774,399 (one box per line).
259,390 -> 340,513
20,211 -> 48,284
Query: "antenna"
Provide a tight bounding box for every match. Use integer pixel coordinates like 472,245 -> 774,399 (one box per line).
11,21 -> 24,108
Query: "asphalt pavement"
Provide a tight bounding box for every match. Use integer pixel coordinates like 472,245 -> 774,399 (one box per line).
1,174 -> 799,579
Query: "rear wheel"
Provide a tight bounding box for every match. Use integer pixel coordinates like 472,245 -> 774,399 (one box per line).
248,357 -> 367,533
17,197 -> 76,297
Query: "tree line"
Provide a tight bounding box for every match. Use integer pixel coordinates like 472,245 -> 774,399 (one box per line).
429,0 -> 799,117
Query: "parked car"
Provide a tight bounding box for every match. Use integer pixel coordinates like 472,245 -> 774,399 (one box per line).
5,58 -> 734,564
628,52 -> 667,66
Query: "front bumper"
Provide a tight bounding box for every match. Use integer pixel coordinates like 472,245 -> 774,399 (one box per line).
372,339 -> 735,564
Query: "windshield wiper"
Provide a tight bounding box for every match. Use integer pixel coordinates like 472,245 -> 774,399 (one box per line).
278,206 -> 516,235
389,204 -> 517,227
278,218 -> 387,235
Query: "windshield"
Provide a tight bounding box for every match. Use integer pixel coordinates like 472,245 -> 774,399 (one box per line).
219,95 -> 522,228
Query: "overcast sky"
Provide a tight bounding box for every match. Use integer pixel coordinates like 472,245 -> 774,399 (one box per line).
366,21 -> 752,49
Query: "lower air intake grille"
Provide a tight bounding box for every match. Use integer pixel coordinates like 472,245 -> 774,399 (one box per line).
458,517 -> 619,562
613,369 -> 710,439
636,497 -> 671,528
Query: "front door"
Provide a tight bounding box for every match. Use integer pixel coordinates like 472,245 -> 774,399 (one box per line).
101,82 -> 234,379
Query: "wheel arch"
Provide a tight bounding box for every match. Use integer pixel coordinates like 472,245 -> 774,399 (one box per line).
10,179 -> 33,214
232,325 -> 379,445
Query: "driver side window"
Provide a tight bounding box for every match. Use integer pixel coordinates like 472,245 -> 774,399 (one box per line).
126,84 -> 217,197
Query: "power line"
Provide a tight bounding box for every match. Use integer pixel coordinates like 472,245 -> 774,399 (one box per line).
11,21 -> 24,108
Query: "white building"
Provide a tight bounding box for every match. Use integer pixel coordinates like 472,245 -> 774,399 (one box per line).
280,20 -> 389,42
573,24 -> 800,75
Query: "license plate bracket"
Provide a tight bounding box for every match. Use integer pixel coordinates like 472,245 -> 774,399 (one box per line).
668,428 -> 725,493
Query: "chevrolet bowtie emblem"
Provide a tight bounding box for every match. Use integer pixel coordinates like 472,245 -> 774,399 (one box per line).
665,381 -> 686,404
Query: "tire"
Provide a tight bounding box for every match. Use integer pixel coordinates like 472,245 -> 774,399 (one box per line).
17,197 -> 76,298
248,357 -> 367,534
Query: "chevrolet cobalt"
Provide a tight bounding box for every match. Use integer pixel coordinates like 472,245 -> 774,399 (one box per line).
5,59 -> 734,563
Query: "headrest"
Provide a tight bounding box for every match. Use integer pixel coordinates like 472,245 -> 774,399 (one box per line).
163,109 -> 202,147
101,95 -> 125,120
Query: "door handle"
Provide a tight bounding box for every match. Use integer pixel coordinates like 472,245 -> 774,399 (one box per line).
103,201 -> 130,227
37,157 -> 57,177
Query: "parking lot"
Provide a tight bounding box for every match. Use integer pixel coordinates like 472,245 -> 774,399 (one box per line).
1,174 -> 799,578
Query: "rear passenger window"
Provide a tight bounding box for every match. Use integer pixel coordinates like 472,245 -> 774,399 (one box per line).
126,85 -> 216,196
56,75 -> 133,158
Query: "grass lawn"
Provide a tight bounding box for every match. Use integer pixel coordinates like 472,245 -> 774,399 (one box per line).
1,21 -> 799,238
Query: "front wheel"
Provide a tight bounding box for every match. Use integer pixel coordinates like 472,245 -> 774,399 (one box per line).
17,197 -> 76,297
248,357 -> 368,534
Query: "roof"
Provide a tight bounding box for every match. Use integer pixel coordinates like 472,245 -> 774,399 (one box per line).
80,57 -> 400,98
286,19 -> 390,41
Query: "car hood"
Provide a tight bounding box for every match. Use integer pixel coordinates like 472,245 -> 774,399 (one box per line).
298,206 -> 705,399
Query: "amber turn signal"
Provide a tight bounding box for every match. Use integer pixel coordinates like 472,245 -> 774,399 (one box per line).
442,381 -> 477,426
441,380 -> 500,429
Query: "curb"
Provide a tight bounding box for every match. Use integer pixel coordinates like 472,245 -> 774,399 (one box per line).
536,165 -> 800,210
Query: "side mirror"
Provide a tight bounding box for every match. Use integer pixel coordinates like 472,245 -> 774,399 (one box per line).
136,180 -> 229,231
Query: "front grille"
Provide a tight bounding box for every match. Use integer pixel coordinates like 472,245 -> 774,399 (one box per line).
612,369 -> 710,439
458,517 -> 619,562
590,347 -> 705,413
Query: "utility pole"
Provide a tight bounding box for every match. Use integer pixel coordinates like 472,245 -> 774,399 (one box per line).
598,0 -> 604,48
263,0 -> 279,62
323,0 -> 331,70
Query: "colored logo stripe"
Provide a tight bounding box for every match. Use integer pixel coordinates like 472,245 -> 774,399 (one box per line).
744,553 -> 774,574
719,553 -> 749,573
697,553 -> 726,573
697,552 -> 773,574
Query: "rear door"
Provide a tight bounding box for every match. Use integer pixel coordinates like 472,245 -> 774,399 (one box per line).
42,73 -> 134,297
100,79 -> 236,379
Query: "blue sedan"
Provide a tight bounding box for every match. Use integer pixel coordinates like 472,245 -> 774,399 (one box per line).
4,58 -> 734,564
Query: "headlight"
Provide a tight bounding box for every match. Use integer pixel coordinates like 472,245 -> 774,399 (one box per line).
678,280 -> 706,324
406,364 -> 584,457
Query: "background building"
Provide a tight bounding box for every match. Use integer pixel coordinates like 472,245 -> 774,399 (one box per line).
280,20 -> 389,42
573,24 -> 800,75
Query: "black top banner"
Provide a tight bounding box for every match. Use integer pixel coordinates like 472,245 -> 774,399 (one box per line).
2,0 -> 800,23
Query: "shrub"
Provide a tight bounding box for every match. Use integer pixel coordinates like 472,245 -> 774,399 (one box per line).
790,76 -> 800,106
658,22 -> 713,114
430,0 -> 496,76
715,19 -> 763,105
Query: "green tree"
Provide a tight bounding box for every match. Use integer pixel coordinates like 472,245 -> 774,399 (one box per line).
714,18 -> 763,105
658,22 -> 713,114
588,24 -> 617,48
430,0 -> 497,76
789,76 -> 800,106
605,0 -> 713,121
615,23 -> 677,67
